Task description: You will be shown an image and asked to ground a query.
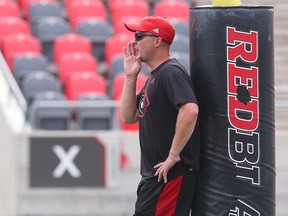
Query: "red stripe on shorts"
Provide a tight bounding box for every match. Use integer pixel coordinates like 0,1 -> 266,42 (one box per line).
155,175 -> 183,216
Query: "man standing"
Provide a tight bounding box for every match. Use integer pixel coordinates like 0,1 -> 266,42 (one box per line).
121,16 -> 200,216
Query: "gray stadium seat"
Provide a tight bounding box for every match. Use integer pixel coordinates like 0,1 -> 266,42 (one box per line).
170,34 -> 189,54
76,93 -> 115,130
32,17 -> 70,60
29,91 -> 72,130
75,19 -> 113,62
29,2 -> 62,23
170,19 -> 189,37
13,53 -> 49,82
20,71 -> 61,103
109,55 -> 124,80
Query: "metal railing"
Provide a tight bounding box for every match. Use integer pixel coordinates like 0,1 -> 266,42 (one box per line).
28,100 -> 121,130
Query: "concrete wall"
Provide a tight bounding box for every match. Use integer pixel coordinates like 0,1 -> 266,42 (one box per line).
0,105 -> 20,216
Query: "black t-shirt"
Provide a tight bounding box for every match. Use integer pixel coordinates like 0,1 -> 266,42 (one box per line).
137,58 -> 200,178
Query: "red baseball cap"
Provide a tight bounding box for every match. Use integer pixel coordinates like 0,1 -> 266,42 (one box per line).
124,16 -> 175,44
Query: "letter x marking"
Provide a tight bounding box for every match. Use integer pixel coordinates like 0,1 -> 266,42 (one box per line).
52,145 -> 81,178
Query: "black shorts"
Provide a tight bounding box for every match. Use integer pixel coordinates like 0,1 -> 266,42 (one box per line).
133,162 -> 197,216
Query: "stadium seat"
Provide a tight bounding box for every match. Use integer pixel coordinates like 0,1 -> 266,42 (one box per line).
0,17 -> 30,47
64,71 -> 106,100
154,0 -> 189,22
13,53 -> 49,82
28,2 -> 62,23
116,94 -> 139,131
0,0 -> 20,18
109,55 -> 150,80
109,55 -> 125,80
170,19 -> 189,37
21,0 -> 57,19
75,19 -> 114,62
112,72 -> 147,100
105,33 -> 131,67
19,0 -> 53,10
170,34 -> 189,54
76,93 -> 115,130
113,72 -> 148,131
58,52 -> 98,82
20,71 -> 61,103
113,16 -> 140,34
1,33 -> 40,69
64,0 -> 102,11
32,17 -> 70,60
67,0 -> 106,29
54,33 -> 92,65
29,91 -> 72,130
110,0 -> 149,25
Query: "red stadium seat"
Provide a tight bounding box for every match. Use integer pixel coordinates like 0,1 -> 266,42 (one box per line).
105,33 -> 131,67
113,16 -> 141,34
116,93 -> 139,131
112,72 -> 147,100
64,0 -> 102,11
0,0 -> 20,18
110,0 -> 149,25
54,33 -> 92,65
18,0 -> 55,10
114,72 -> 147,131
2,33 -> 40,69
67,0 -> 106,29
154,0 -> 189,22
0,17 -> 30,47
58,52 -> 98,82
65,71 -> 106,100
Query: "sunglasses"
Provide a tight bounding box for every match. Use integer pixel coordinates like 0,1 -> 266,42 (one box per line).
134,32 -> 158,41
